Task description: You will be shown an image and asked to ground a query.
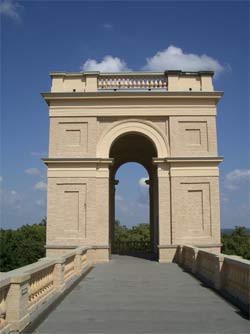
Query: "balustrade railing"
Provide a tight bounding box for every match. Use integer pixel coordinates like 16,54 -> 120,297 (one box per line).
196,250 -> 216,285
181,246 -> 195,271
1,244 -> 249,333
112,241 -> 151,254
28,265 -> 54,307
223,257 -> 250,307
0,246 -> 92,333
98,74 -> 167,91
64,255 -> 75,281
179,246 -> 250,313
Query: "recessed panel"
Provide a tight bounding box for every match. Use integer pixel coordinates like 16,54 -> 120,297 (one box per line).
180,182 -> 212,237
63,191 -> 79,231
179,121 -> 208,151
65,129 -> 81,146
57,183 -> 87,236
185,129 -> 201,145
58,121 -> 88,154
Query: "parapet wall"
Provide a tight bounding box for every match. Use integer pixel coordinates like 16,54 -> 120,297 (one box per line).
0,246 -> 249,333
0,247 -> 93,333
177,245 -> 250,313
49,70 -> 214,93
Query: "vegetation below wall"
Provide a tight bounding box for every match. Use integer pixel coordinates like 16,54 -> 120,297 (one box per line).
0,220 -> 46,272
221,226 -> 250,260
114,220 -> 150,243
0,220 -> 249,272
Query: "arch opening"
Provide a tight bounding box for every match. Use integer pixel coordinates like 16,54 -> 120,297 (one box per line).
109,133 -> 159,259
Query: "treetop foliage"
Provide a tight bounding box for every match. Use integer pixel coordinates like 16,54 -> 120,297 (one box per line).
221,226 -> 250,260
0,220 -> 249,272
0,219 -> 46,272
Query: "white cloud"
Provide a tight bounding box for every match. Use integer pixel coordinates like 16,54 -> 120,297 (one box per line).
101,23 -> 113,30
11,190 -> 17,195
25,167 -> 41,176
143,45 -> 224,76
225,169 -> 250,190
80,45 -> 225,76
0,0 -> 21,20
80,55 -> 130,72
34,181 -> 47,191
138,177 -> 148,188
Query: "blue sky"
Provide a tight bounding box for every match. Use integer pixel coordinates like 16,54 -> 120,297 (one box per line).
0,0 -> 249,229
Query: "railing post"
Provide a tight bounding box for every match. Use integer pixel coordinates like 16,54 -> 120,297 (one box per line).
192,249 -> 198,274
214,255 -> 224,290
6,274 -> 30,332
85,72 -> 99,92
177,245 -> 183,265
53,259 -> 65,291
74,249 -> 82,274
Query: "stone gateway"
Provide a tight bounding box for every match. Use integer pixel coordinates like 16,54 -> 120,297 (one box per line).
42,71 -> 223,262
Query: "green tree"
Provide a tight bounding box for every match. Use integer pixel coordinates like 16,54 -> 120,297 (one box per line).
0,219 -> 46,272
113,221 -> 150,252
221,226 -> 250,260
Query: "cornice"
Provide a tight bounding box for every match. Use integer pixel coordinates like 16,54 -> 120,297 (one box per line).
42,158 -> 114,165
41,91 -> 224,106
153,157 -> 224,164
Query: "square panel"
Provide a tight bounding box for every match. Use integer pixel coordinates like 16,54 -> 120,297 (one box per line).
179,121 -> 208,151
58,121 -> 88,153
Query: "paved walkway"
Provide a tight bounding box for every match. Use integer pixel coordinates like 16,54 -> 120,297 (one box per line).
28,256 -> 249,334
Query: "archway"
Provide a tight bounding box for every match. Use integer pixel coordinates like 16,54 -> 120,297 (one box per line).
109,132 -> 159,258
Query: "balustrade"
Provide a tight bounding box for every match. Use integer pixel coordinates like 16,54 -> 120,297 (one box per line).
182,246 -> 195,270
196,251 -> 216,285
98,74 -> 167,91
28,265 -> 54,307
64,255 -> 75,281
178,246 -> 250,312
0,245 -> 249,333
0,246 -> 91,333
112,241 -> 151,254
223,258 -> 250,306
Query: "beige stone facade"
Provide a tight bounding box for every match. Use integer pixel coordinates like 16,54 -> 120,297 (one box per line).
42,70 -> 223,262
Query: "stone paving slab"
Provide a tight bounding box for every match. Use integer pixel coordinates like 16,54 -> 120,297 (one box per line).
27,256 -> 249,334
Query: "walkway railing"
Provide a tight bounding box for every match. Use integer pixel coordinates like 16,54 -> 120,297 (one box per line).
97,73 -> 167,91
0,246 -> 92,334
1,245 -> 249,333
112,241 -> 151,254
179,246 -> 250,313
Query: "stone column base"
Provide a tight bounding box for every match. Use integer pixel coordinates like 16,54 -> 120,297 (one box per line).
87,246 -> 110,263
158,245 -> 180,263
158,244 -> 222,263
45,245 -> 110,263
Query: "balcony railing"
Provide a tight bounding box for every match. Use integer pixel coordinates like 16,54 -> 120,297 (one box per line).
97,73 -> 167,91
0,246 -> 92,333
179,246 -> 250,313
49,70 -> 215,93
112,241 -> 151,254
